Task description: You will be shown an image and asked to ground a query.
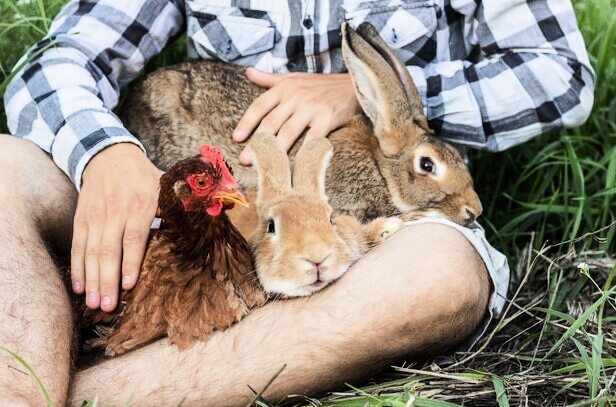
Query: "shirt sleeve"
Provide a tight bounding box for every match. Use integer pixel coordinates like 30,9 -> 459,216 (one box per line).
3,0 -> 186,189
406,0 -> 595,151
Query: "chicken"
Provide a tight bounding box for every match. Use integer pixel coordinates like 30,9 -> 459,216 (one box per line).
84,144 -> 267,356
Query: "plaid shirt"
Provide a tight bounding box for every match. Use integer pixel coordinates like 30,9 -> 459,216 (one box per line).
4,0 -> 594,189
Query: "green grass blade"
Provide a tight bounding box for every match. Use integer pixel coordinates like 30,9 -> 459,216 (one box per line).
0,346 -> 52,406
571,337 -> 595,399
544,286 -> 615,358
532,307 -> 577,324
414,399 -> 464,407
491,376 -> 510,407
563,137 -> 586,241
590,334 -> 604,401
598,265 -> 616,334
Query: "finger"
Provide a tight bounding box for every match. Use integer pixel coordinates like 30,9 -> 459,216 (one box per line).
275,111 -> 313,152
239,145 -> 254,166
304,118 -> 332,142
98,218 -> 125,312
233,91 -> 279,142
240,113 -> 311,165
255,103 -> 295,135
246,67 -> 285,88
238,102 -> 296,165
121,216 -> 150,291
84,218 -> 103,309
70,213 -> 88,294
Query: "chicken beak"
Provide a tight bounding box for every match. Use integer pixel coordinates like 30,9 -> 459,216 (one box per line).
215,189 -> 249,208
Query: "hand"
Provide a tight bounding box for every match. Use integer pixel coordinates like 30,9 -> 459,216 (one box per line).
71,143 -> 161,312
233,69 -> 360,165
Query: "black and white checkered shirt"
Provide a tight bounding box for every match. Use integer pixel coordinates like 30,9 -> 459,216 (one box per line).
3,0 -> 594,188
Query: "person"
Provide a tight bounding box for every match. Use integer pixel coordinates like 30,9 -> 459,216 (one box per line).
0,0 -> 593,405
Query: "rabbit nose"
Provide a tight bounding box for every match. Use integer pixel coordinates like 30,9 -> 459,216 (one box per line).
464,207 -> 476,225
307,253 -> 331,274
311,260 -> 325,273
308,252 -> 331,266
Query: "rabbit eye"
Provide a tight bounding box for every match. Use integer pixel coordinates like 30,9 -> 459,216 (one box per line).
267,219 -> 276,234
419,157 -> 435,174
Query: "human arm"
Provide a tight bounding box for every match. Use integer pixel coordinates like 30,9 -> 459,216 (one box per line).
3,0 -> 185,311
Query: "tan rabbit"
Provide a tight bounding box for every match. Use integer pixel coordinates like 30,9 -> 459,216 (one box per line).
248,132 -> 402,297
121,22 -> 482,226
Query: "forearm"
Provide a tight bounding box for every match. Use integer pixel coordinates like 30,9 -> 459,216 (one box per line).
410,0 -> 594,151
3,0 -> 185,188
408,52 -> 594,151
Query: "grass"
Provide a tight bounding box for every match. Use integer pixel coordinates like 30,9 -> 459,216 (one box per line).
0,0 -> 614,405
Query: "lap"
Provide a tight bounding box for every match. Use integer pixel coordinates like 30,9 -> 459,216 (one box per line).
70,218 -> 494,405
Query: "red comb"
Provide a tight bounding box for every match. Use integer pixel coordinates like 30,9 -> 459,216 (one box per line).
199,144 -> 224,164
199,144 -> 237,187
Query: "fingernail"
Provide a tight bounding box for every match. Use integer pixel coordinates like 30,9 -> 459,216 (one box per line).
87,292 -> 99,305
233,129 -> 245,141
102,296 -> 112,307
122,275 -> 132,287
240,150 -> 252,163
72,281 -> 83,293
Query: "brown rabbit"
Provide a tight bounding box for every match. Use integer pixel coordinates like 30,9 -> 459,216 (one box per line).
248,132 -> 402,297
121,22 -> 482,226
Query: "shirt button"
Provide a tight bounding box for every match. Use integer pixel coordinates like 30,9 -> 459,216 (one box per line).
302,17 -> 313,29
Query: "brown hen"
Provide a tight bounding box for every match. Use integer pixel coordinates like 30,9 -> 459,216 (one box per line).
85,145 -> 267,356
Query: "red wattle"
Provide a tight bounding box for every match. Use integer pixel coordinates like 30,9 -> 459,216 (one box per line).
206,201 -> 223,217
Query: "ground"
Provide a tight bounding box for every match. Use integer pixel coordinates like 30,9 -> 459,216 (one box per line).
0,0 -> 614,405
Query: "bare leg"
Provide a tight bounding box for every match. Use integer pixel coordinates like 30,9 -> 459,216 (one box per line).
71,223 -> 490,406
0,136 -> 77,405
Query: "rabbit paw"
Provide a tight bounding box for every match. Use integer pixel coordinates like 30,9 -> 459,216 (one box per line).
379,217 -> 404,242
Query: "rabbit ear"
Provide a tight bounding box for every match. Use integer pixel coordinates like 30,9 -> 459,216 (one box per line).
292,137 -> 333,199
354,22 -> 429,131
342,22 -> 428,156
250,132 -> 292,207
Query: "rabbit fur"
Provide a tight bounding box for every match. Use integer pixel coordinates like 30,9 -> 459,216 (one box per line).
121,22 -> 482,226
248,132 -> 403,297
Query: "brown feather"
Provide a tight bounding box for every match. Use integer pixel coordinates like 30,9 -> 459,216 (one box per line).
82,154 -> 266,356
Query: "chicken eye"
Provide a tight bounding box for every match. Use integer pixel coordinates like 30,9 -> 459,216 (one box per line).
195,176 -> 206,188
266,219 -> 276,234
420,157 -> 435,174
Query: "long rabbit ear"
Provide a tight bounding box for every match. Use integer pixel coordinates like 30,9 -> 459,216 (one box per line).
342,22 -> 427,156
355,22 -> 429,131
292,137 -> 333,200
250,133 -> 292,208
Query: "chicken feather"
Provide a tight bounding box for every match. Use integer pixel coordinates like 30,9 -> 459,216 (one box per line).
81,148 -> 266,356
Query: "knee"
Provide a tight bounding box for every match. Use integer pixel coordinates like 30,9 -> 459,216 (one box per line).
0,135 -> 43,196
0,135 -> 74,213
415,223 -> 490,317
367,223 -> 491,350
